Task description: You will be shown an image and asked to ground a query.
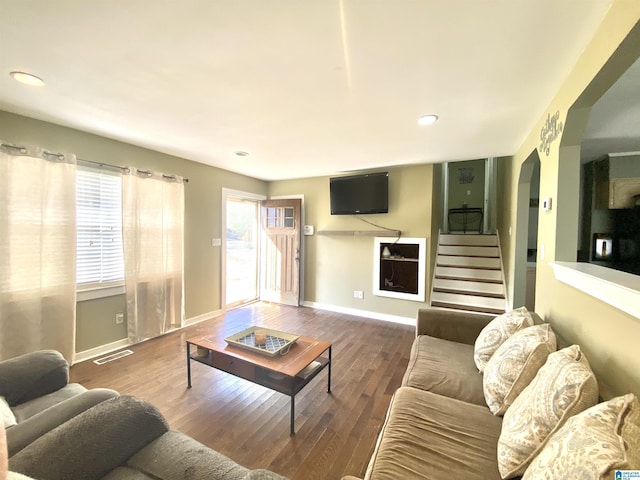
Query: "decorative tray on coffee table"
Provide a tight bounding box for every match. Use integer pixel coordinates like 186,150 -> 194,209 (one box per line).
224,326 -> 300,357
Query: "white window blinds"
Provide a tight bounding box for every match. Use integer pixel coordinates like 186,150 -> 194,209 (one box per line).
76,167 -> 124,288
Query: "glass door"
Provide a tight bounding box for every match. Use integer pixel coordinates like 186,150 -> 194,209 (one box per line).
225,196 -> 260,307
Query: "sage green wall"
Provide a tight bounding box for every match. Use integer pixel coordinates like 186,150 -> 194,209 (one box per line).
0,110 -> 267,352
497,2 -> 640,398
268,164 -> 435,319
447,159 -> 485,210
430,163 -> 444,274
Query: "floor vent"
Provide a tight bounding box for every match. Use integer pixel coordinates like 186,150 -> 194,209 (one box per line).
93,349 -> 134,365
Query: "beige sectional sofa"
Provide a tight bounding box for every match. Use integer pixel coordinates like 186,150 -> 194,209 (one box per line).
344,307 -> 640,480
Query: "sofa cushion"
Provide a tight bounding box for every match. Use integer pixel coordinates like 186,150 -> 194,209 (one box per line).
9,396 -> 168,480
474,307 -> 534,373
10,383 -> 86,423
123,430 -> 251,480
103,464 -> 287,480
6,388 -> 119,457
522,394 -> 640,479
0,397 -> 17,429
364,387 -> 502,480
483,324 -> 556,416
497,345 -> 599,478
0,350 -> 69,406
122,430 -> 288,480
401,335 -> 485,405
101,467 -> 154,480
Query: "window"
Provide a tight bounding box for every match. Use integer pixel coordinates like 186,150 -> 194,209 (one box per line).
76,167 -> 124,293
265,207 -> 295,228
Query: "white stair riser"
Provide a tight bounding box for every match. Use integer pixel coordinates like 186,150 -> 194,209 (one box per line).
439,234 -> 498,247
435,266 -> 503,282
431,291 -> 507,310
433,278 -> 504,297
437,255 -> 501,269
438,245 -> 499,257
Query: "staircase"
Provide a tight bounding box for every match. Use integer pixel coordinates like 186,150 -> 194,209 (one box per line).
430,233 -> 507,315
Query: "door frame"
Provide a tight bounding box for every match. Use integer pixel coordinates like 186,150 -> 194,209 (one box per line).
268,194 -> 305,306
221,188 -> 266,311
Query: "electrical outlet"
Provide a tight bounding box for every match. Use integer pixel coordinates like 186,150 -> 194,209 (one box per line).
115,313 -> 124,324
353,290 -> 364,299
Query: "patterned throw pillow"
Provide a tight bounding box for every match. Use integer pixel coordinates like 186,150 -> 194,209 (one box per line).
474,307 -> 534,373
483,323 -> 556,416
497,345 -> 599,478
522,394 -> 640,480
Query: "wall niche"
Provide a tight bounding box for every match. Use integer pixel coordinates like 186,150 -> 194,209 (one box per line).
373,237 -> 426,302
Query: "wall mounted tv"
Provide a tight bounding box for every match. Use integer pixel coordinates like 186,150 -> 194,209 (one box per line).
330,171 -> 389,215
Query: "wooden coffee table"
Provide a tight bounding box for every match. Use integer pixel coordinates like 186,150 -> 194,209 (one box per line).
186,331 -> 332,435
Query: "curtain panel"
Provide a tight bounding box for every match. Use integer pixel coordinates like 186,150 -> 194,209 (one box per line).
122,168 -> 185,343
0,144 -> 77,362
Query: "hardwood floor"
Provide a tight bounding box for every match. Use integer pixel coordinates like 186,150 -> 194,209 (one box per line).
70,303 -> 415,480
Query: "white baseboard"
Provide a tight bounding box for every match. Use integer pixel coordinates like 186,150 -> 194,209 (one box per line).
74,309 -> 223,365
302,301 -> 414,326
74,338 -> 131,364
185,309 -> 223,326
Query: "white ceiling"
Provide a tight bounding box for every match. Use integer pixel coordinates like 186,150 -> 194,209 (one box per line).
0,1 -> 617,181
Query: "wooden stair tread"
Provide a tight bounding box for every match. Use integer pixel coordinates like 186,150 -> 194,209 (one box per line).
438,245 -> 500,258
435,266 -> 503,282
431,232 -> 505,315
432,278 -> 505,297
431,301 -> 505,315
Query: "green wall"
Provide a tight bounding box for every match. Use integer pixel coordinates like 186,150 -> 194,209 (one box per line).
0,110 -> 268,353
269,164 -> 436,320
1,110 -> 437,352
447,159 -> 485,210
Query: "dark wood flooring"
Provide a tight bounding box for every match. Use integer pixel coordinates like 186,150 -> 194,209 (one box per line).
70,303 -> 415,480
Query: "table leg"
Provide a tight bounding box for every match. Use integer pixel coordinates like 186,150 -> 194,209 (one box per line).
186,342 -> 192,388
328,346 -> 332,393
290,395 -> 295,436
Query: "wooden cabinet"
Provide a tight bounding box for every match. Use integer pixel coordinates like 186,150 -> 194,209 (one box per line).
593,154 -> 640,209
373,237 -> 426,302
609,177 -> 640,209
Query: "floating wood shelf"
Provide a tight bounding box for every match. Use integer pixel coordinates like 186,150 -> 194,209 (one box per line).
316,230 -> 401,237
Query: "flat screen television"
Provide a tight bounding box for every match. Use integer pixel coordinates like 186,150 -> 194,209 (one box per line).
330,172 -> 388,215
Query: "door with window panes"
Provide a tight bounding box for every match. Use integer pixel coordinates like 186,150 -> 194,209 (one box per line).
260,199 -> 301,306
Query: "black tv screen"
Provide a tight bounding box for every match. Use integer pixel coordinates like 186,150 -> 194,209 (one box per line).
330,172 -> 389,215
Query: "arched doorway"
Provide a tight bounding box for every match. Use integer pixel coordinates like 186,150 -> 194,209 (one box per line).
513,152 -> 541,309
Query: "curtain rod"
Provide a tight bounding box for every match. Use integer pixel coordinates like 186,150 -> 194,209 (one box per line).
1,143 -> 189,183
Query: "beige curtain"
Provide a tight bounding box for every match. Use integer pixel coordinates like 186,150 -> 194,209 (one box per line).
0,144 -> 77,362
123,168 -> 185,343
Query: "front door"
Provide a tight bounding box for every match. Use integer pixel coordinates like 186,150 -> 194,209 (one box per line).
260,199 -> 301,306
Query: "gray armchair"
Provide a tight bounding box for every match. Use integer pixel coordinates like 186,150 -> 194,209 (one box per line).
10,395 -> 288,480
0,349 -> 118,456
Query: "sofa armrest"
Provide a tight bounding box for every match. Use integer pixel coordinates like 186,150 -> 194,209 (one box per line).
416,308 -> 495,345
9,395 -> 168,480
6,388 -> 119,457
0,350 -> 69,406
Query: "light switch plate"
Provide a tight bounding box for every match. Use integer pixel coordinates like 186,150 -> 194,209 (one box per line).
303,225 -> 314,235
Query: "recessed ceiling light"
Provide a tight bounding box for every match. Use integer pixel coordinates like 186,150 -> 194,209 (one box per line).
10,71 -> 45,87
234,151 -> 249,157
418,114 -> 439,126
